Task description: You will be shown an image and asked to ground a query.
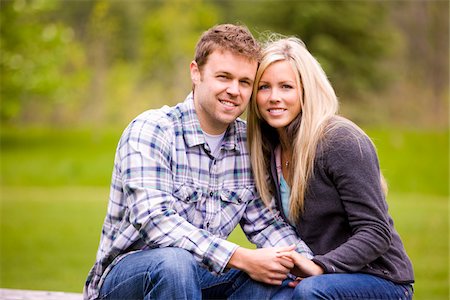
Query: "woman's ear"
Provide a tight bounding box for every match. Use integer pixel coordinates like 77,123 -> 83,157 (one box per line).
190,61 -> 201,84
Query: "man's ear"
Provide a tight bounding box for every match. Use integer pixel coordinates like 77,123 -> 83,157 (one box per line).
190,60 -> 201,84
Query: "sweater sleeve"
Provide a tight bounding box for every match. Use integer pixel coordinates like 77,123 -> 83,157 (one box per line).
312,125 -> 392,273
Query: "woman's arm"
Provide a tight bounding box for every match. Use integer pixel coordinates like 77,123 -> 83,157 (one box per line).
313,124 -> 392,273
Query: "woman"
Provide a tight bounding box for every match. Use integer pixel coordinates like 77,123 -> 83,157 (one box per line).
247,36 -> 414,299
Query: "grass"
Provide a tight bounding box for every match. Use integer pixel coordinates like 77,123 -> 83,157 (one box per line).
366,128 -> 449,196
1,187 -> 448,298
0,186 -> 107,291
0,127 -> 448,299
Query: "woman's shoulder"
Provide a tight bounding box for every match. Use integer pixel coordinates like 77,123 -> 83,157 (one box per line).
319,116 -> 375,159
324,116 -> 366,140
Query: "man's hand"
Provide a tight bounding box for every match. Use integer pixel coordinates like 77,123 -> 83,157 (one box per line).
227,245 -> 296,285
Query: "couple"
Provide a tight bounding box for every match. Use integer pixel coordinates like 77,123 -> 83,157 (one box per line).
84,24 -> 414,300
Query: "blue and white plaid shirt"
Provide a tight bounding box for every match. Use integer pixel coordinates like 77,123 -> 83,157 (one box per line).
84,94 -> 313,299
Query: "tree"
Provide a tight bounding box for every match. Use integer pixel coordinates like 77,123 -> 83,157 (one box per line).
215,0 -> 396,100
0,0 -> 87,124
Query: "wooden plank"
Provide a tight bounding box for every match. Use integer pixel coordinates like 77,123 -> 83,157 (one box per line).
0,289 -> 83,300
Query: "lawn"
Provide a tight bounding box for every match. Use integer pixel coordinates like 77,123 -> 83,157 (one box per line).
0,127 -> 448,299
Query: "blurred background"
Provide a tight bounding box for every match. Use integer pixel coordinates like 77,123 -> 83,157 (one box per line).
0,0 -> 448,299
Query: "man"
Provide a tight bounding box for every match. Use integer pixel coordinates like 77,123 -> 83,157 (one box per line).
84,24 -> 313,300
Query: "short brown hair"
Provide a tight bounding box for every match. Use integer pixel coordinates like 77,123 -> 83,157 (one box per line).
194,24 -> 261,70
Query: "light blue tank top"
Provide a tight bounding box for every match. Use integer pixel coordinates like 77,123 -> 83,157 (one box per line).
279,174 -> 293,224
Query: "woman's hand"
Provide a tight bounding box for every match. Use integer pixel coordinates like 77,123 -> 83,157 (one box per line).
276,245 -> 324,286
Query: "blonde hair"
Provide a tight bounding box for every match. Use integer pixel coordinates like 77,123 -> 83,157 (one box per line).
248,35 -> 386,222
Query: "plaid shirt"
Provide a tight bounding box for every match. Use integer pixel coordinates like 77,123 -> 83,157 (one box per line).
84,94 -> 313,299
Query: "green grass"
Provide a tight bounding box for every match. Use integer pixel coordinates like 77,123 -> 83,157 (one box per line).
0,127 -> 448,298
366,129 -> 449,196
0,186 -> 108,292
1,187 -> 448,298
0,127 -> 121,186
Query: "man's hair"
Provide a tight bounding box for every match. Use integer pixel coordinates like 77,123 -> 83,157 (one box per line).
194,24 -> 261,70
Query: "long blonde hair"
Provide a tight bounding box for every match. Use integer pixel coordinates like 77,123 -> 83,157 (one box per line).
248,35 -> 386,222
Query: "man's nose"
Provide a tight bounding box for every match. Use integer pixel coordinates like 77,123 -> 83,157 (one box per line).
227,80 -> 239,96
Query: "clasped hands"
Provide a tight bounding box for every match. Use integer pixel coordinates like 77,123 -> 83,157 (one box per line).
275,244 -> 324,287
228,244 -> 324,287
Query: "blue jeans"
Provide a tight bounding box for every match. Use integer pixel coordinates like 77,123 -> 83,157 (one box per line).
98,248 -> 292,300
288,273 -> 413,300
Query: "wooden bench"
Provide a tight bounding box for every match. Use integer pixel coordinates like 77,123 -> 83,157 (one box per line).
0,288 -> 83,300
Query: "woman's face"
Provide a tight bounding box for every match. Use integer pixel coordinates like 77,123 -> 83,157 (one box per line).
256,60 -> 301,130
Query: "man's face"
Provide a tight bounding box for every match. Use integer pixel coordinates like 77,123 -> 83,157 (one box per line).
190,50 -> 258,135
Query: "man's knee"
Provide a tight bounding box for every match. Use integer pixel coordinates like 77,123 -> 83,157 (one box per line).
155,248 -> 197,277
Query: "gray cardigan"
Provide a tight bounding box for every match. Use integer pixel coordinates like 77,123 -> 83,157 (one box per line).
270,124 -> 414,284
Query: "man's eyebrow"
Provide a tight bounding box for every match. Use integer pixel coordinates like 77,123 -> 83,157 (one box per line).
215,71 -> 254,82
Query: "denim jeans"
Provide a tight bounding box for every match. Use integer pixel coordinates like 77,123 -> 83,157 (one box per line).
98,247 -> 292,300
287,273 -> 413,300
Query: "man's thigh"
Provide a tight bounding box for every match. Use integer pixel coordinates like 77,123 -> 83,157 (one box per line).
99,248 -> 200,299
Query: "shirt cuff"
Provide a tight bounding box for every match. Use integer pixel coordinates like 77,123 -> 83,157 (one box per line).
202,238 -> 239,275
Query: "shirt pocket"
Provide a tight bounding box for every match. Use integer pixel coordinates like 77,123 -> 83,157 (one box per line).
172,182 -> 203,222
218,186 -> 255,236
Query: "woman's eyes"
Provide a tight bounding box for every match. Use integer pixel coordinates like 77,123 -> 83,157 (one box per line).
258,84 -> 293,90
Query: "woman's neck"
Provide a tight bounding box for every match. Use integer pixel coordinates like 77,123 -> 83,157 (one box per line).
277,129 -> 291,152
277,129 -> 293,182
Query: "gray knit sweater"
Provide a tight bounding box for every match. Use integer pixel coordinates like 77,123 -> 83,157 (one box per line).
270,122 -> 414,284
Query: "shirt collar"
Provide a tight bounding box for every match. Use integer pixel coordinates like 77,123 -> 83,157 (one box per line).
181,93 -> 240,152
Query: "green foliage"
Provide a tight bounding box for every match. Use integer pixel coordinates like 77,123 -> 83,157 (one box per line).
0,0 -> 89,123
0,0 -> 447,128
216,0 -> 396,97
137,0 -> 219,104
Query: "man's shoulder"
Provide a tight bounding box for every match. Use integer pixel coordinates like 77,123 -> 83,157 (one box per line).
136,104 -> 180,124
117,104 -> 184,146
129,103 -> 185,131
233,117 -> 248,135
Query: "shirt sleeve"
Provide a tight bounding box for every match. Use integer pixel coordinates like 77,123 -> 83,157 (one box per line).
312,125 -> 392,273
240,193 -> 314,258
119,117 -> 238,275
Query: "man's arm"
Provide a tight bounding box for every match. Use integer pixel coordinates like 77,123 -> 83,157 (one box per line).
240,194 -> 314,258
